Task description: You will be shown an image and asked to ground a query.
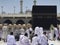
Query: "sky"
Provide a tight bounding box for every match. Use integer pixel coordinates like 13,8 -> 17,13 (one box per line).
0,0 -> 59,14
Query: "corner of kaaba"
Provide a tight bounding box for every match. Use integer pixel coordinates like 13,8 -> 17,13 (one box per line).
32,5 -> 57,30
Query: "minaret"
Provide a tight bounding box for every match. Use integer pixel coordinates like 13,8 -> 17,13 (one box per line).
33,0 -> 36,5
14,6 -> 15,14
1,6 -> 3,14
20,0 -> 23,14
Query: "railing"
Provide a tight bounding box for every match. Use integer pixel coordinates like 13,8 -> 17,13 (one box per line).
0,13 -> 32,17
0,13 -> 59,17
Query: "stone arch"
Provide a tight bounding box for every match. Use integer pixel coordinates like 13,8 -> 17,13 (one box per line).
16,20 -> 25,24
3,19 -> 12,24
28,20 -> 32,24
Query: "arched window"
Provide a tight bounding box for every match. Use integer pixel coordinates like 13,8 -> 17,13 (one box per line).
28,20 -> 32,24
16,20 -> 25,24
3,20 -> 12,24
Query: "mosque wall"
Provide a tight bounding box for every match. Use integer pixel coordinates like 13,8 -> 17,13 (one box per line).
0,17 -> 32,24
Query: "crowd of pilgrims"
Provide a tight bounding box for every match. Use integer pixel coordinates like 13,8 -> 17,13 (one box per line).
0,23 -> 60,45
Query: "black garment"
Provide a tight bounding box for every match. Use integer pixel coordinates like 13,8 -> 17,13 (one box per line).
15,34 -> 19,41
0,38 -> 1,41
53,33 -> 56,38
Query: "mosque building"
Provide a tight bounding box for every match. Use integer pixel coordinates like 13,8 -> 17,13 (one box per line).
0,0 -> 60,25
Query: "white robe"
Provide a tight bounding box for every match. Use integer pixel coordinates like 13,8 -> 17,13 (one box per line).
54,27 -> 59,40
26,28 -> 33,39
26,29 -> 30,38
2,26 -> 8,40
19,35 -> 24,45
14,29 -> 19,36
20,28 -> 25,35
39,27 -> 43,35
7,35 -> 16,45
40,34 -> 48,45
21,36 -> 30,45
50,29 -> 54,40
31,36 -> 38,45
36,27 -> 44,45
34,27 -> 40,36
37,34 -> 43,45
29,27 -> 33,32
48,32 -> 51,40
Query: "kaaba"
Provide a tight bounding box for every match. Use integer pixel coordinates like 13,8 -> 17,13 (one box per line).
32,5 -> 57,30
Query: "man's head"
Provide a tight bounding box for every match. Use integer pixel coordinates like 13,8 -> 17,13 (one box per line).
24,33 -> 28,37
34,34 -> 38,36
43,32 -> 46,35
10,32 -> 13,35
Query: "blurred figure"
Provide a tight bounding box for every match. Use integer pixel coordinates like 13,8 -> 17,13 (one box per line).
2,23 -> 8,42
47,32 -> 51,40
37,27 -> 44,45
58,25 -> 60,40
34,26 -> 40,36
13,24 -> 17,35
18,24 -> 22,35
26,23 -> 33,39
50,24 -> 54,40
8,24 -> 13,34
18,24 -> 21,29
29,24 -> 33,40
54,27 -> 59,40
31,34 -> 39,45
19,33 -> 24,45
13,24 -> 19,41
27,23 -> 33,32
39,27 -> 43,36
13,24 -> 18,36
7,32 -> 16,45
0,24 -> 3,41
40,32 -> 48,45
22,24 -> 26,31
20,24 -> 25,35
21,33 -> 30,45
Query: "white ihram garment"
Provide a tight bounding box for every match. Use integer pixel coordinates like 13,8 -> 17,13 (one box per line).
21,36 -> 30,45
40,34 -> 48,45
7,35 -> 16,45
19,35 -> 24,45
31,36 -> 38,45
54,27 -> 59,40
34,27 -> 40,36
20,28 -> 25,35
2,26 -> 8,40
